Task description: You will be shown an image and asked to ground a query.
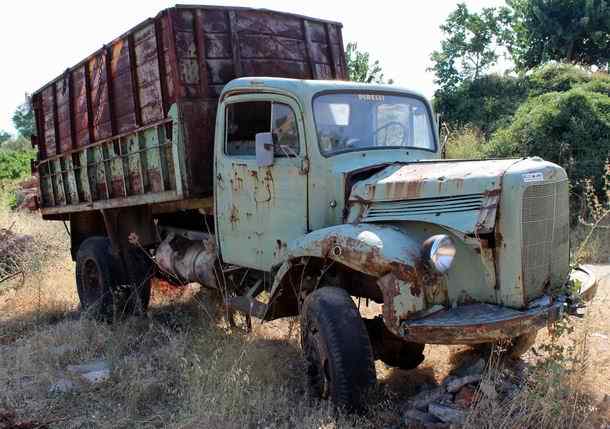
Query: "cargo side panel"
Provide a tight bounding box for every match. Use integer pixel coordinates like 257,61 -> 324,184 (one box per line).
32,5 -> 346,215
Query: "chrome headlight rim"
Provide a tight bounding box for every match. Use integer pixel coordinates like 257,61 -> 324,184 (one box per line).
422,234 -> 456,273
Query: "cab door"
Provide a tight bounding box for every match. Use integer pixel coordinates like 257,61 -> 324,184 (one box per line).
215,93 -> 308,271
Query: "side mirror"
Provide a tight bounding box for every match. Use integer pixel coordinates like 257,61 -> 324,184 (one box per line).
255,132 -> 274,167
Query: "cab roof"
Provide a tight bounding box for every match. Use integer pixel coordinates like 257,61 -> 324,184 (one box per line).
221,77 -> 429,104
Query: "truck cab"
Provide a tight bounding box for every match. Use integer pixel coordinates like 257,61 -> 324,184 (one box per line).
204,77 -> 597,408
214,78 -> 438,271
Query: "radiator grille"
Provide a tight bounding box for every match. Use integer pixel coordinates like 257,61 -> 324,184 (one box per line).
521,180 -> 570,300
362,194 -> 484,222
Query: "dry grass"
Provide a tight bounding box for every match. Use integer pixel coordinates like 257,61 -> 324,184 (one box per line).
0,208 -> 609,428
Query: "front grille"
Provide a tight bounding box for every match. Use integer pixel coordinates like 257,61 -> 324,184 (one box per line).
362,194 -> 484,222
521,180 -> 569,300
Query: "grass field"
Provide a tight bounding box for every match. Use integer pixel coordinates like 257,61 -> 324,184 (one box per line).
1,208 -> 609,428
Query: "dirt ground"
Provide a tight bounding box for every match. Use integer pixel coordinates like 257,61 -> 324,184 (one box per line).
0,211 -> 609,428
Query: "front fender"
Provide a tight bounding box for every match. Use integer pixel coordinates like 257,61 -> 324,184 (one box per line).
266,224 -> 440,333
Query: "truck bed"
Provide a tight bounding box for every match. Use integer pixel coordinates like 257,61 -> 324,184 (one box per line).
33,5 -> 346,217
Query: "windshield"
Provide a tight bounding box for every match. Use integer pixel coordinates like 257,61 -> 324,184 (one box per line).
313,93 -> 435,156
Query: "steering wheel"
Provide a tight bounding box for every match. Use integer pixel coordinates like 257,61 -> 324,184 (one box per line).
368,121 -> 407,146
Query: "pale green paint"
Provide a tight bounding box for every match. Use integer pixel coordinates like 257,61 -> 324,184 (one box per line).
214,92 -> 309,270
215,78 -> 569,314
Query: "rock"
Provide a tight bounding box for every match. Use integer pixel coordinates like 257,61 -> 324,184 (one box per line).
445,374 -> 481,393
452,358 -> 485,377
49,378 -> 76,394
479,380 -> 498,400
437,393 -> 454,405
498,380 -> 519,398
404,408 -> 440,424
67,360 -> 110,384
80,369 -> 110,384
407,386 -> 445,410
454,385 -> 477,408
67,360 -> 110,375
50,344 -> 77,356
428,403 -> 466,425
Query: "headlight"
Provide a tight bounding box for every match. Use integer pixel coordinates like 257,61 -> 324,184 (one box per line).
422,234 -> 456,273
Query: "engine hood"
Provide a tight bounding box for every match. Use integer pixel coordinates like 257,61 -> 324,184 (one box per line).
347,158 -> 525,235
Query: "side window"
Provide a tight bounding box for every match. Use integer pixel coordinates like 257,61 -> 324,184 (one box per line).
272,103 -> 299,156
225,101 -> 299,157
226,101 -> 270,156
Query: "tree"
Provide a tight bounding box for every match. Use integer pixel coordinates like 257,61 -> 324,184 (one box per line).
12,102 -> 34,138
0,130 -> 11,145
429,3 -> 514,91
509,0 -> 610,70
345,42 -> 392,84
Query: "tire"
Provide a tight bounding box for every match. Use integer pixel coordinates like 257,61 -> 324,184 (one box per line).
300,287 -> 376,412
75,237 -> 152,320
473,332 -> 538,359
364,317 -> 425,370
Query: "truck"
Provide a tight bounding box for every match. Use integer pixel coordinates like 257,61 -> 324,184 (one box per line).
31,5 -> 597,411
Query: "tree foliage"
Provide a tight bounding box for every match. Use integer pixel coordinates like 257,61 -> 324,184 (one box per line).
0,130 -> 11,145
0,149 -> 35,181
509,0 -> 610,71
429,3 -> 513,91
12,102 -> 34,138
345,42 -> 392,84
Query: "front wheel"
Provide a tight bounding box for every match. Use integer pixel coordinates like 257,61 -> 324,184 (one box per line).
300,287 -> 376,411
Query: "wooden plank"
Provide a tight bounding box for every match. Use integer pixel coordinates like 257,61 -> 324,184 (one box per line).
302,20 -> 317,79
128,34 -> 142,127
83,63 -> 95,144
154,17 -> 169,115
105,47 -> 117,136
228,10 -> 242,77
194,8 -> 209,98
324,22 -> 337,78
67,71 -> 77,149
52,83 -> 61,155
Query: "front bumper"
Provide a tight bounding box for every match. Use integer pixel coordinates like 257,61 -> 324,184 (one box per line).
398,266 -> 598,345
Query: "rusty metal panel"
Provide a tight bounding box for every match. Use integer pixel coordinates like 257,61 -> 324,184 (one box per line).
109,38 -> 137,133
32,5 -> 346,213
72,65 -> 91,147
55,76 -> 73,152
41,86 -> 57,157
134,23 -> 165,124
87,54 -> 112,141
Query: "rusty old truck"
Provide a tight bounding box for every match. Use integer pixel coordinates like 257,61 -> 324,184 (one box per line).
31,5 -> 597,410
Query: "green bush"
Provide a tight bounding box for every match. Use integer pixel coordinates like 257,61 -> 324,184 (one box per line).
489,88 -> 610,216
526,63 -> 591,97
444,126 -> 489,159
434,74 -> 529,137
0,149 -> 35,181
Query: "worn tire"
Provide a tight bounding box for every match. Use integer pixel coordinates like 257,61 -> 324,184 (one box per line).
364,317 -> 425,370
75,237 -> 152,320
300,287 -> 376,412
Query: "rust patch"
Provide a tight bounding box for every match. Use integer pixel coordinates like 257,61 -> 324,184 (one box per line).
231,168 -> 244,192
229,204 -> 240,227
378,273 -> 401,333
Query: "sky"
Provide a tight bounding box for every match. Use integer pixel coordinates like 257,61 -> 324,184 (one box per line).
0,0 -> 506,134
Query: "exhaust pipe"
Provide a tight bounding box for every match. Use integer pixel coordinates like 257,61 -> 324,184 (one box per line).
155,232 -> 217,288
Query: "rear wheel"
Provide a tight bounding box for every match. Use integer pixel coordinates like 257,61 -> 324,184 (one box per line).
300,287 -> 376,412
76,237 -> 152,320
